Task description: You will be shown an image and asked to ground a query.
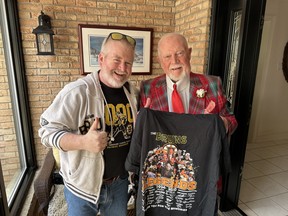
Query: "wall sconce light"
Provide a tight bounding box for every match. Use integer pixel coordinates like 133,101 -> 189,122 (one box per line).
32,11 -> 55,55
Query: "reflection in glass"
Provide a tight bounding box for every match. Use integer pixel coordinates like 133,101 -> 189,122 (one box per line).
225,11 -> 242,111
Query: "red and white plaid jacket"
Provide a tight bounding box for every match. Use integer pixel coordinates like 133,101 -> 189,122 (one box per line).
139,72 -> 238,135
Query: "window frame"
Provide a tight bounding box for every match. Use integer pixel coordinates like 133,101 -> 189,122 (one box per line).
0,0 -> 37,215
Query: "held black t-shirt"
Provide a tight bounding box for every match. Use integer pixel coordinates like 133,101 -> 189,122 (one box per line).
101,81 -> 133,179
125,108 -> 231,216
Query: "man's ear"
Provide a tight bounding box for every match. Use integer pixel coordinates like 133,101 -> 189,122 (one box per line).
188,47 -> 192,58
98,52 -> 104,66
157,55 -> 163,67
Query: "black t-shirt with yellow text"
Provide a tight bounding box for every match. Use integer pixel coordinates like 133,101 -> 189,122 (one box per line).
125,108 -> 231,216
100,81 -> 133,179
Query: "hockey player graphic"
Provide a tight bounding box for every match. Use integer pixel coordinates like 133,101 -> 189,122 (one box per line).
142,144 -> 196,184
108,111 -> 133,145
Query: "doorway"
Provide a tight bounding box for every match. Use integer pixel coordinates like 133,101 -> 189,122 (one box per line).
238,0 -> 288,215
208,0 -> 267,211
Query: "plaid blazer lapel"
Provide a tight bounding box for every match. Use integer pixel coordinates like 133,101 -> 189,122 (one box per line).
188,73 -> 208,114
189,72 -> 222,114
150,75 -> 169,112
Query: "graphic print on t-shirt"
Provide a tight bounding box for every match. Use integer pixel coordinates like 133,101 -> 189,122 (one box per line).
104,103 -> 133,148
125,108 -> 230,215
141,132 -> 198,212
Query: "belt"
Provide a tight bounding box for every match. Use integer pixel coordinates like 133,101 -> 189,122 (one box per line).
102,173 -> 128,185
102,176 -> 120,185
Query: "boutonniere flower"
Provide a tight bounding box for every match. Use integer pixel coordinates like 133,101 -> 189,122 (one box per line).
196,88 -> 207,98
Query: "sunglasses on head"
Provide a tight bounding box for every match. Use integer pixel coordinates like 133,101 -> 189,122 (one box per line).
108,32 -> 136,47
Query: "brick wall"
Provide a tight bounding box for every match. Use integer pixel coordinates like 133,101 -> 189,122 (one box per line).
14,0 -> 212,165
175,0 -> 212,73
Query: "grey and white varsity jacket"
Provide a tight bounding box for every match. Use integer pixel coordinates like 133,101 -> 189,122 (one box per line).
38,71 -> 138,203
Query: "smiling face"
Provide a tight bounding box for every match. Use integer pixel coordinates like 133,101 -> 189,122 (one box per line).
158,33 -> 192,82
98,39 -> 135,88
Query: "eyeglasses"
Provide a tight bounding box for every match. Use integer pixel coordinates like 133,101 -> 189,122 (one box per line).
107,32 -> 136,47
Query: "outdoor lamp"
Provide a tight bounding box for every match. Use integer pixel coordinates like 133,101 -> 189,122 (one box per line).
32,11 -> 55,55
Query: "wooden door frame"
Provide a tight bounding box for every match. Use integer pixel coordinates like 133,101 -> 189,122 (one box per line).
207,0 -> 267,211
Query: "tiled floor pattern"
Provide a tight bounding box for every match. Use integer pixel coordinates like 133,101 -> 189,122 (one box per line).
238,139 -> 288,216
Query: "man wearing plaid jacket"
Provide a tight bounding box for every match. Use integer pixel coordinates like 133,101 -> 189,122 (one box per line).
139,33 -> 237,135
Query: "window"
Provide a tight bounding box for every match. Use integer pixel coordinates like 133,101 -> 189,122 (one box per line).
0,0 -> 36,215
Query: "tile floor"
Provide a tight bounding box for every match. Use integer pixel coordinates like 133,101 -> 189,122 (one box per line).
238,139 -> 288,216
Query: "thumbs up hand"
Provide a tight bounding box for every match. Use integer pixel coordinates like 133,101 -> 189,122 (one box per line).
82,118 -> 108,153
